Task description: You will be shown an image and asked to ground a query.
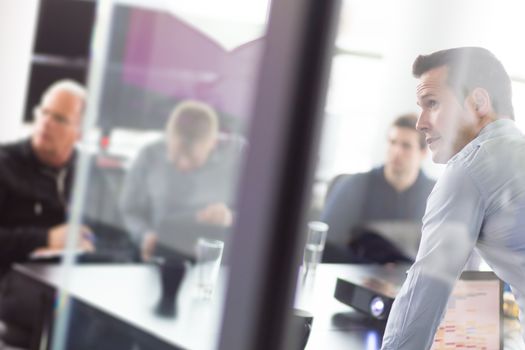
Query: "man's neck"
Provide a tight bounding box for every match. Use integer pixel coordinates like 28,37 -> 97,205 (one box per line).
31,144 -> 72,169
36,151 -> 71,168
383,166 -> 419,193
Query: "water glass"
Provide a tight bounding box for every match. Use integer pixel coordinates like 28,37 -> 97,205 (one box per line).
195,238 -> 224,299
303,221 -> 329,273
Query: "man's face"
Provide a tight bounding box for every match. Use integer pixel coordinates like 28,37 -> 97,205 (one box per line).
416,66 -> 479,164
169,136 -> 216,172
32,89 -> 83,161
385,126 -> 426,176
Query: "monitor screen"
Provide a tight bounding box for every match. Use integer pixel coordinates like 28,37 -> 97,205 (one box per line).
23,0 -> 95,122
97,5 -> 264,134
33,0 -> 96,57
431,271 -> 502,350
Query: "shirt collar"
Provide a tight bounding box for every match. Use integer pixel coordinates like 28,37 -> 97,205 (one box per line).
23,138 -> 76,173
448,118 -> 521,164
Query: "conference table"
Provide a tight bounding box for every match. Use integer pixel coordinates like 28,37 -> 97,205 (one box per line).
10,262 -> 524,350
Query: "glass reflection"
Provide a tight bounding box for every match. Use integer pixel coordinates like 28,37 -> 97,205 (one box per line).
49,1 -> 268,349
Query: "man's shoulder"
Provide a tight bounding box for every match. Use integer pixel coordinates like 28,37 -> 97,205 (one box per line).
0,139 -> 30,165
0,139 -> 34,186
134,139 -> 166,160
329,170 -> 371,195
217,134 -> 246,151
345,167 -> 382,185
444,130 -> 525,197
431,162 -> 476,200
417,171 -> 437,189
212,134 -> 246,162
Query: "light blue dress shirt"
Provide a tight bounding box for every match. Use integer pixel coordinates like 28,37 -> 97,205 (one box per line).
382,119 -> 525,349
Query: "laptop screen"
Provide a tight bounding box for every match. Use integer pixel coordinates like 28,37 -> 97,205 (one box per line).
431,271 -> 503,350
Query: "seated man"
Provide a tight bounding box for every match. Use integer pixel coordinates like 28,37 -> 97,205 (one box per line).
321,114 -> 435,263
120,100 -> 243,261
0,79 -> 94,273
0,79 -> 94,347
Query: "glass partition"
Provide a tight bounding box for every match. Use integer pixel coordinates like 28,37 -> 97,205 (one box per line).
51,0 -> 269,349
41,0 -> 525,349
296,1 -> 525,349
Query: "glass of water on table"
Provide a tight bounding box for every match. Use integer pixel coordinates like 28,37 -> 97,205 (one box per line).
195,238 -> 224,299
303,221 -> 329,276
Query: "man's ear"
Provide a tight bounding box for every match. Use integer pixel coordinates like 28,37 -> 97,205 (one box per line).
469,88 -> 492,117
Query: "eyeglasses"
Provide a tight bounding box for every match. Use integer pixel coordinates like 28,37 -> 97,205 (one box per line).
33,106 -> 76,127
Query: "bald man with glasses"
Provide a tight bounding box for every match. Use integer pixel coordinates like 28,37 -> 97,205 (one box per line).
0,79 -> 94,275
0,80 -> 98,348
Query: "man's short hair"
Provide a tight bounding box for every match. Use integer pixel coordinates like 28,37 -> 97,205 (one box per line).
412,47 -> 514,119
42,79 -> 86,105
391,113 -> 426,149
166,100 -> 219,147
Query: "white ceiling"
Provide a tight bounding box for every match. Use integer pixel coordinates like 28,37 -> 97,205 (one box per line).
336,0 -> 525,80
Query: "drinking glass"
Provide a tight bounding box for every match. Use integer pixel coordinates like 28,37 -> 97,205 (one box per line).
303,221 -> 329,274
195,238 -> 224,299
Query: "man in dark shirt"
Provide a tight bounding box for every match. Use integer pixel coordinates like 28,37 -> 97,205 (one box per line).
321,114 -> 435,263
0,79 -> 94,274
0,80 -> 94,347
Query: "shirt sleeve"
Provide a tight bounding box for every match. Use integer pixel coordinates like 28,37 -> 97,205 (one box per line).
381,164 -> 486,350
0,186 -> 48,266
0,227 -> 48,266
119,147 -> 154,244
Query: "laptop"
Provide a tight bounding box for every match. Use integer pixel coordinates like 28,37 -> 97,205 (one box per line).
431,271 -> 503,350
362,220 -> 422,260
154,215 -> 229,262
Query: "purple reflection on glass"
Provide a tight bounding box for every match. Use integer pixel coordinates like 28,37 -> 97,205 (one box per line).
122,8 -> 264,120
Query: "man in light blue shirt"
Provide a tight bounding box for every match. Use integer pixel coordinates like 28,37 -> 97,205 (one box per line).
382,47 -> 525,349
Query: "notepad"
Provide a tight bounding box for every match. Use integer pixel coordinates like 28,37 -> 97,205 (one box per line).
431,271 -> 503,350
